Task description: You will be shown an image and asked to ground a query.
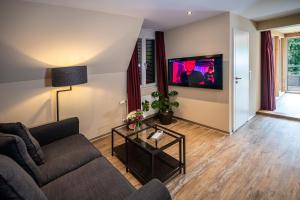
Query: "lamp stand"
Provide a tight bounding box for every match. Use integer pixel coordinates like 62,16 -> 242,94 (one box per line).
56,86 -> 72,121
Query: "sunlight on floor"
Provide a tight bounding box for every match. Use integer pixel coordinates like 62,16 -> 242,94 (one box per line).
275,93 -> 300,118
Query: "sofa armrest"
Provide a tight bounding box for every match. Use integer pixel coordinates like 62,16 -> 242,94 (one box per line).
29,117 -> 79,146
125,179 -> 171,200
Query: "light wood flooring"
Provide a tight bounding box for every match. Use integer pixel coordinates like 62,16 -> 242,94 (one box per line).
93,115 -> 300,200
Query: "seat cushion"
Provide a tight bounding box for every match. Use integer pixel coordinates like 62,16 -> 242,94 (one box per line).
39,134 -> 101,184
0,122 -> 44,165
0,134 -> 44,186
42,157 -> 135,200
0,155 -> 47,200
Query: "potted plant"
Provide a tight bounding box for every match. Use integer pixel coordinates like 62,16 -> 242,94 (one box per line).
142,90 -> 179,125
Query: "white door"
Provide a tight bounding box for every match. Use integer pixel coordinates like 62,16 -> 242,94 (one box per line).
233,29 -> 250,131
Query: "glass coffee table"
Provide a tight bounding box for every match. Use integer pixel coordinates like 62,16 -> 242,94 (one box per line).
111,122 -> 186,184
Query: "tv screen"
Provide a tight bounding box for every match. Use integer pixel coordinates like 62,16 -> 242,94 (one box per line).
168,54 -> 223,89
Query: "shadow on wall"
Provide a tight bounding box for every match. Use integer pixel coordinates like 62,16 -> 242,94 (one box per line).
28,98 -> 52,125
0,82 -> 54,126
0,39 -> 101,84
0,42 -> 51,83
0,30 -> 135,85
0,0 -> 142,83
86,34 -> 137,74
0,34 -> 131,136
0,42 -> 54,124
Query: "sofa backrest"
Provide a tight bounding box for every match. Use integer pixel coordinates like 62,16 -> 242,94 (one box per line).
29,117 -> 79,146
0,155 -> 47,200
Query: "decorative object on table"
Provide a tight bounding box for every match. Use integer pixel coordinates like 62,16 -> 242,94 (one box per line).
149,130 -> 164,140
51,66 -> 88,121
147,130 -> 164,148
126,110 -> 144,130
142,90 -> 179,125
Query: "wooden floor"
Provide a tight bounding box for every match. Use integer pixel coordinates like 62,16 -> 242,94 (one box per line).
93,115 -> 300,200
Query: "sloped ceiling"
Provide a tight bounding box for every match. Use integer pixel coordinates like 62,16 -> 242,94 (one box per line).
0,0 -> 143,83
23,0 -> 300,30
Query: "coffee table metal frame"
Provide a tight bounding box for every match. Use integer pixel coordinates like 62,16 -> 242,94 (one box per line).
111,123 -> 186,184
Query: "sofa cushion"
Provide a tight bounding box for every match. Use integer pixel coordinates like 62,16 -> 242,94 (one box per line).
0,122 -> 44,165
42,157 -> 135,200
0,155 -> 47,200
0,134 -> 44,186
39,134 -> 101,184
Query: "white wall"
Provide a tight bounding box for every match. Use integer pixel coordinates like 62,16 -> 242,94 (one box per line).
0,73 -> 128,139
0,1 -> 261,137
165,13 -> 261,133
0,0 -> 143,139
165,13 -> 231,132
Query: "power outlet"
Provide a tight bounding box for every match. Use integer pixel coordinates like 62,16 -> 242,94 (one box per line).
119,99 -> 127,104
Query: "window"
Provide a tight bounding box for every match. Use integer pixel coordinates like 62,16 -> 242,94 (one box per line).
146,39 -> 155,84
137,38 -> 156,87
137,38 -> 142,85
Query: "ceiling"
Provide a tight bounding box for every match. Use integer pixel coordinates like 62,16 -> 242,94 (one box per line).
274,24 -> 300,34
23,0 -> 300,30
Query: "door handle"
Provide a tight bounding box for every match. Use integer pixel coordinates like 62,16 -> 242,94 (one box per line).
235,77 -> 242,80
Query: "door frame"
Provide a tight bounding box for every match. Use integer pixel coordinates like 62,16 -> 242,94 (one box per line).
232,28 -> 251,132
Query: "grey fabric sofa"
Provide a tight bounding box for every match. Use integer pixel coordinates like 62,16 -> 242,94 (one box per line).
0,117 -> 171,200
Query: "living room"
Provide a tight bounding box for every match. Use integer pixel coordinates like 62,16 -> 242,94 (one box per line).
1,0 -> 300,200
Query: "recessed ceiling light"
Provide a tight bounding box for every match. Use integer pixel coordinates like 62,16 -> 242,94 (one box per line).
187,11 -> 192,15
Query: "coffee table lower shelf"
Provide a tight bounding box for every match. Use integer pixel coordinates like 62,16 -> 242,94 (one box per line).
113,141 -> 182,184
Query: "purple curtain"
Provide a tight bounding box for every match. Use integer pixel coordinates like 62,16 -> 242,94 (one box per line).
261,31 -> 276,111
155,31 -> 168,97
127,42 -> 141,112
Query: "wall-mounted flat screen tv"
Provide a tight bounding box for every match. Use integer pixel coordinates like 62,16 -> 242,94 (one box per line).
168,54 -> 223,89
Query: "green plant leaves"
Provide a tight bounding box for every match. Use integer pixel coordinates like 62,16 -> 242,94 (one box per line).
168,90 -> 178,96
142,100 -> 150,112
151,100 -> 160,109
151,91 -> 163,98
147,90 -> 179,112
170,101 -> 179,107
288,38 -> 300,65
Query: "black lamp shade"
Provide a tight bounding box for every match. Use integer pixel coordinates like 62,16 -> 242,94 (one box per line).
51,66 -> 87,87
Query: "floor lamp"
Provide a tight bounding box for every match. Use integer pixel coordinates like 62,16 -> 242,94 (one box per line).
51,66 -> 88,121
